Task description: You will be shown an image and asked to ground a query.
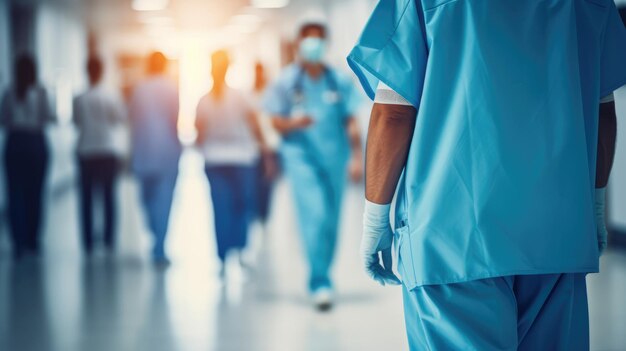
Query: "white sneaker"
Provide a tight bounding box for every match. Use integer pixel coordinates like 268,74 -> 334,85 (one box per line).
312,288 -> 334,312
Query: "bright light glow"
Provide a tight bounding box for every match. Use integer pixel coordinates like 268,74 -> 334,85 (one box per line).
251,0 -> 290,9
179,35 -> 211,144
138,14 -> 173,25
132,0 -> 169,11
228,14 -> 263,34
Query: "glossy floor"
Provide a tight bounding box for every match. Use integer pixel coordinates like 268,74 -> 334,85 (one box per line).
0,150 -> 624,351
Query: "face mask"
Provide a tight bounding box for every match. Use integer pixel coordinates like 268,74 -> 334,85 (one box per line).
299,37 -> 326,63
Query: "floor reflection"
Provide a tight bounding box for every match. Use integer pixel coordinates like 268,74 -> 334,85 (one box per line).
0,148 -> 624,350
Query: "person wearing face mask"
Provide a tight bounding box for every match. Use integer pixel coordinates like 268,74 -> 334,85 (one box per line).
263,22 -> 364,311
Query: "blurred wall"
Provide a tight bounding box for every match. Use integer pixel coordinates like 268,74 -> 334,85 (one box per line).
0,0 -> 10,89
34,1 -> 87,189
609,1 -> 626,239
36,1 -> 87,123
610,88 -> 626,231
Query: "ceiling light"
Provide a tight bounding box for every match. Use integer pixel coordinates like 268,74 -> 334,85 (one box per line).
132,0 -> 169,11
251,0 -> 290,9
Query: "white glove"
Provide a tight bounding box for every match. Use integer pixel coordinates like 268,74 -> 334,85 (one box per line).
595,188 -> 608,255
361,200 -> 401,286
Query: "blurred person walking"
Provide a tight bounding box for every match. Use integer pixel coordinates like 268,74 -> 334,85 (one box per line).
251,62 -> 279,231
73,56 -> 127,256
129,52 -> 181,266
264,22 -> 363,311
0,54 -> 55,260
195,50 -> 271,278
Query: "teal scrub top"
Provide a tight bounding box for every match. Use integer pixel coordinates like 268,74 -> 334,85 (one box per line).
348,0 -> 626,288
263,64 -> 360,172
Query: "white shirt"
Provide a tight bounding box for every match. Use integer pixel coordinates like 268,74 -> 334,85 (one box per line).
196,88 -> 259,166
0,85 -> 54,131
73,85 -> 127,156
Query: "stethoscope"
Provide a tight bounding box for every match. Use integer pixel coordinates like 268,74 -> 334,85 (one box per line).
291,65 -> 344,109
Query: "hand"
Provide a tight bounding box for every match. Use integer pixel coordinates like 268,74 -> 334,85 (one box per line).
361,201 -> 401,286
348,155 -> 363,183
291,116 -> 314,130
261,149 -> 279,180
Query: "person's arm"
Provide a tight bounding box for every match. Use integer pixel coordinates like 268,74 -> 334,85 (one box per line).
111,92 -> 128,125
365,103 -> 417,203
72,97 -> 81,128
0,92 -> 9,127
270,115 -> 313,135
39,87 -> 56,124
346,117 -> 364,182
195,103 -> 207,146
247,111 -> 269,151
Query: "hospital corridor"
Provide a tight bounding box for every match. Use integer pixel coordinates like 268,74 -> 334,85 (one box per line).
3,0 -> 626,350
0,147 -> 626,350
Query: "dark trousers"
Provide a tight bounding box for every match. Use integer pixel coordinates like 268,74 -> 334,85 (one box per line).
255,158 -> 275,223
205,165 -> 255,262
79,155 -> 120,253
4,130 -> 49,256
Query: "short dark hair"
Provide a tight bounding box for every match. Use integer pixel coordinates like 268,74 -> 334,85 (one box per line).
87,56 -> 103,83
298,22 -> 327,39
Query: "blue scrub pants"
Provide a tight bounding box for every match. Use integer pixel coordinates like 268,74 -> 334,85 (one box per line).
284,157 -> 346,293
402,273 -> 589,351
205,165 -> 256,263
137,171 -> 178,260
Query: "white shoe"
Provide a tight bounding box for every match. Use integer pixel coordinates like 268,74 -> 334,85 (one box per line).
312,288 -> 333,312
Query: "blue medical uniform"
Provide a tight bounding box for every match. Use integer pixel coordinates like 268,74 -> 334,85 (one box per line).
349,0 -> 626,348
264,64 -> 360,292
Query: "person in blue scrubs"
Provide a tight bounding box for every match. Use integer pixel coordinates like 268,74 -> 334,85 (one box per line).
130,52 -> 182,266
264,22 -> 363,311
349,0 -> 626,349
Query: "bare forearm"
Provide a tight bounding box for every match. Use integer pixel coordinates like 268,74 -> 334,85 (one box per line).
271,116 -> 311,135
271,116 -> 295,135
347,117 -> 363,158
248,113 -> 268,150
365,103 -> 417,204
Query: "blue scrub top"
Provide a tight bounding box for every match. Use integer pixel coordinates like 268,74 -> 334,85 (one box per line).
263,64 -> 360,172
348,0 -> 626,288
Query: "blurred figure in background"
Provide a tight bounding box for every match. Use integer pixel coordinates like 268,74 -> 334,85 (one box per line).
130,51 -> 181,265
0,54 -> 55,260
195,50 -> 270,278
73,56 -> 126,256
264,22 -> 363,311
251,62 -> 278,232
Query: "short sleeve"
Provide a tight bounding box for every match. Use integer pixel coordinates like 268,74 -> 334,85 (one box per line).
262,81 -> 290,117
347,0 -> 428,108
600,2 -> 626,97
